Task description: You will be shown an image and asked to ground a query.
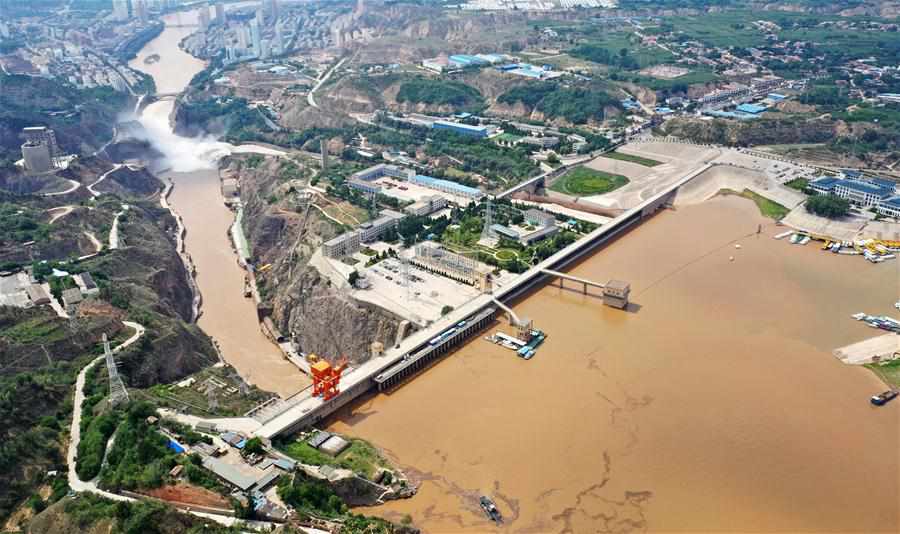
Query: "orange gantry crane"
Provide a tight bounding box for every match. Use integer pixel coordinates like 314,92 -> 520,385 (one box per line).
310,356 -> 348,401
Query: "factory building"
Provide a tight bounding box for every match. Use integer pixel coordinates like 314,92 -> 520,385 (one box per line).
432,120 -> 488,138
322,231 -> 361,259
411,242 -> 493,292
405,195 -> 448,217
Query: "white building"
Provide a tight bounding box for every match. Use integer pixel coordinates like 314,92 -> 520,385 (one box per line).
323,231 -> 361,259
405,195 -> 448,217
359,210 -> 405,243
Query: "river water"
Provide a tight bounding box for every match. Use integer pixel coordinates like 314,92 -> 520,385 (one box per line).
332,197 -> 899,533
128,11 -> 307,398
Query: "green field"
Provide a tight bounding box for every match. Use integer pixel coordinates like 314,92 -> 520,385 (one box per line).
280,436 -> 392,480
784,178 -> 809,192
550,166 -> 629,196
719,188 -> 790,220
601,151 -> 662,167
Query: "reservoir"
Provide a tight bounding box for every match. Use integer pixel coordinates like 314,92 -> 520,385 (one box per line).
331,196 -> 899,533
128,11 -> 307,397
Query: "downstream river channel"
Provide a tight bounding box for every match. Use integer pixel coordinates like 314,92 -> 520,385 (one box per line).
332,197 -> 899,533
130,11 -> 897,533
129,10 -> 306,397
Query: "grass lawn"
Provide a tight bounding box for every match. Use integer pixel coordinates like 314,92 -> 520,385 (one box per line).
495,248 -> 519,261
784,178 -> 809,192
280,437 -> 391,480
601,151 -> 662,167
719,188 -> 790,220
550,166 -> 629,196
866,360 -> 900,389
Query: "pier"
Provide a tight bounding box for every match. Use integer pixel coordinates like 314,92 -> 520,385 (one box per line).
254,163 -> 711,439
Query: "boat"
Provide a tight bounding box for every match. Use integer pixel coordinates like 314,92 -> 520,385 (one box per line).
851,313 -> 866,321
773,231 -> 792,240
797,235 -> 811,245
242,276 -> 252,298
480,496 -> 503,524
871,390 -> 898,406
894,300 -> 900,311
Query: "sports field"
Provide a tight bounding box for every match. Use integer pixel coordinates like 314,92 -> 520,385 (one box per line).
549,166 -> 630,196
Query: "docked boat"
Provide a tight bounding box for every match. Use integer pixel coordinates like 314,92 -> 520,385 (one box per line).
774,231 -> 792,240
851,312 -> 866,321
242,275 -> 252,298
871,390 -> 898,406
480,496 -> 503,524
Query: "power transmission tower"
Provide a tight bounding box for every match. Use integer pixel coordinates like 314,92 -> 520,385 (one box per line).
480,198 -> 494,241
103,334 -> 129,407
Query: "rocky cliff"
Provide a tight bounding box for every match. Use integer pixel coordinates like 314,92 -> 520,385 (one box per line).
232,156 -> 406,364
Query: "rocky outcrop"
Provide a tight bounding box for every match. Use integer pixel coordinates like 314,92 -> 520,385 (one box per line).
234,156 -> 406,364
660,116 -> 838,147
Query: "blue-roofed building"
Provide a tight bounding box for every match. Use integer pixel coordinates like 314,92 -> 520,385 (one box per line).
433,120 -> 488,138
767,93 -> 786,101
809,176 -> 896,207
490,224 -> 519,241
735,103 -> 767,114
808,176 -> 841,195
876,195 -> 900,218
840,169 -> 862,180
410,174 -> 484,199
654,106 -> 674,114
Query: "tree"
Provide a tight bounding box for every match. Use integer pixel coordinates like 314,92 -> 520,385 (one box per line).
348,270 -> 360,287
805,195 -> 850,219
547,152 -> 560,165
441,305 -> 454,316
243,437 -> 265,456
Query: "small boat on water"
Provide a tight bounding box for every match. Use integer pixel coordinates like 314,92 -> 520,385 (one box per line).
871,390 -> 898,406
774,231 -> 792,240
242,275 -> 252,298
480,496 -> 503,524
851,312 -> 866,321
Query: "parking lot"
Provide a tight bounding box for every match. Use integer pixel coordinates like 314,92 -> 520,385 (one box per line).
373,177 -> 476,207
352,255 -> 484,325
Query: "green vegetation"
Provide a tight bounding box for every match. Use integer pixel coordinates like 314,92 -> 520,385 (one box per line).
99,402 -> 181,492
177,97 -> 269,143
784,178 -> 809,192
805,194 -> 850,219
0,203 -> 51,245
719,189 -> 790,220
601,151 -> 661,167
866,359 -> 900,390
498,82 -> 620,124
0,73 -> 128,167
396,77 -> 485,110
279,436 -> 391,480
62,492 -> 238,534
278,472 -> 397,532
569,32 -> 674,69
550,166 -> 629,196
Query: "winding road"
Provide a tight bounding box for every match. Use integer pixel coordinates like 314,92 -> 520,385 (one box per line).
307,57 -> 347,109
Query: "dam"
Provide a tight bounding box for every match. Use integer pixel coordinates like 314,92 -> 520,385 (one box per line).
253,163 -> 712,439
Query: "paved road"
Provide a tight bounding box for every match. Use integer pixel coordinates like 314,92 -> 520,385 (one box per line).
63,321 -> 281,529
66,321 -> 145,498
42,178 -> 82,197
307,57 -> 347,109
87,164 -> 123,197
109,204 -> 129,250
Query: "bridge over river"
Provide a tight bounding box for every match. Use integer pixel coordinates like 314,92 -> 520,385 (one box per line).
253,163 -> 712,439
